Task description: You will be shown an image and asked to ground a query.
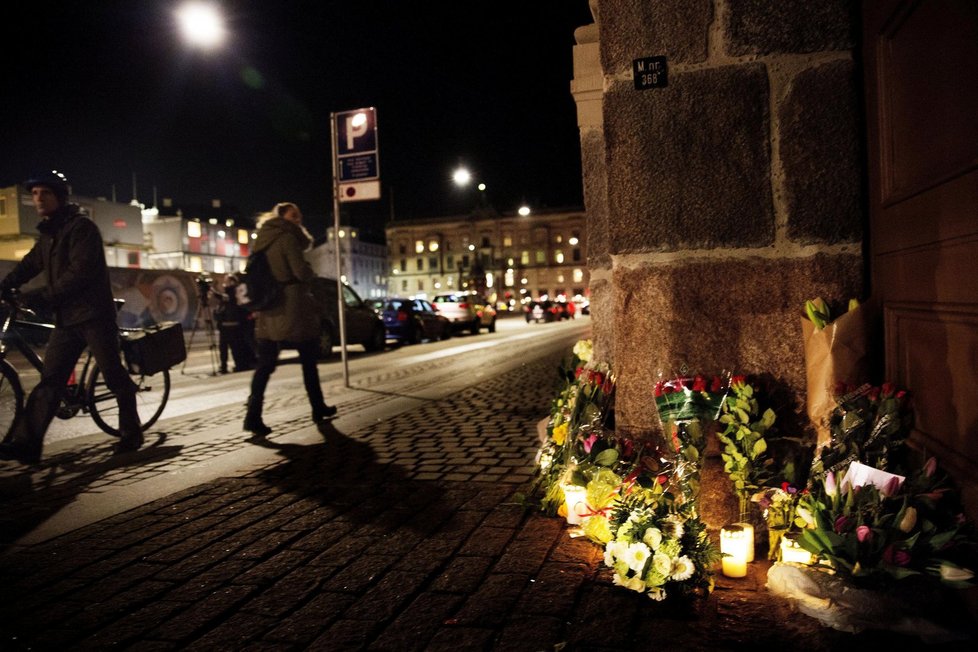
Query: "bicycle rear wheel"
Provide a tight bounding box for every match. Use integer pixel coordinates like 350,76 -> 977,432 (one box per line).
1,360 -> 25,441
88,365 -> 170,437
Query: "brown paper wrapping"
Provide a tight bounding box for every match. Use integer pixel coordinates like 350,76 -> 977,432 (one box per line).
802,304 -> 872,448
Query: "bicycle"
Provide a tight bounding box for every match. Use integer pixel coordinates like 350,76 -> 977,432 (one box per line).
0,295 -> 171,440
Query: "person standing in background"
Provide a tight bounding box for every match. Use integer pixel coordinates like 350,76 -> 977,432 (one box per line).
213,273 -> 255,373
243,202 -> 336,437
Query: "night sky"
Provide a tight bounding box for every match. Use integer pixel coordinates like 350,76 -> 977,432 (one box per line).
2,1 -> 595,238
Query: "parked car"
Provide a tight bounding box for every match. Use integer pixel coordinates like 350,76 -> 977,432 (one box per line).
308,277 -> 387,357
380,297 -> 452,345
431,291 -> 497,335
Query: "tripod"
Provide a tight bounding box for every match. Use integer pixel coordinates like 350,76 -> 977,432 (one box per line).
183,276 -> 220,376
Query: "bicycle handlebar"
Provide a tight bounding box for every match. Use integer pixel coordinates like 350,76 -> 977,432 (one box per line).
1,291 -> 38,319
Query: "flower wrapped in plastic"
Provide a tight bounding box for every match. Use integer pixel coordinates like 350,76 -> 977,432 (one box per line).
602,485 -> 719,601
652,372 -> 730,503
533,341 -> 616,515
752,483 -> 804,560
811,381 -> 913,481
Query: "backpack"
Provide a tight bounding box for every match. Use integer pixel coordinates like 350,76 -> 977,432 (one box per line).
235,250 -> 283,311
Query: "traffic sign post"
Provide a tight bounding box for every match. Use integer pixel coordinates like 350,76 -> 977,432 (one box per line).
330,107 -> 381,386
335,108 -> 380,202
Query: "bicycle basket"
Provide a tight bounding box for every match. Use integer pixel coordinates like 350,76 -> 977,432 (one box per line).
121,321 -> 187,375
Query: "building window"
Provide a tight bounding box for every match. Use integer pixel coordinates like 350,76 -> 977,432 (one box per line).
521,251 -> 530,265
573,268 -> 584,283
555,250 -> 564,264
417,279 -> 424,292
401,279 -> 408,292
416,258 -> 424,271
0,197 -> 6,215
535,250 -> 546,264
399,258 -> 406,272
429,256 -> 438,270
187,221 -> 201,238
573,248 -> 581,262
503,233 -> 512,247
462,254 -> 470,268
399,243 -> 407,255
447,254 -> 454,268
481,235 -> 491,247
428,240 -> 439,252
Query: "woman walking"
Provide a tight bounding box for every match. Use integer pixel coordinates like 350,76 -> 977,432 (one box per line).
243,202 -> 336,436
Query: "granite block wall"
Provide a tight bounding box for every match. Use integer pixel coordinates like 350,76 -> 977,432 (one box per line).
573,0 -> 865,440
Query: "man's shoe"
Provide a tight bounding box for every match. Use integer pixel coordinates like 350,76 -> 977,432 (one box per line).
244,417 -> 272,437
0,441 -> 41,465
312,404 -> 338,422
114,432 -> 144,455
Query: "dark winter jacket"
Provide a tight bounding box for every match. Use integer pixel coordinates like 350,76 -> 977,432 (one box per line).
1,203 -> 116,327
252,216 -> 321,342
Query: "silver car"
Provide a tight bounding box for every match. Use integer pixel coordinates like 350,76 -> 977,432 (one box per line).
431,291 -> 497,335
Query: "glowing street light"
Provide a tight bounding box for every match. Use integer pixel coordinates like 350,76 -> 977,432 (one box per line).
452,167 -> 472,186
177,2 -> 226,50
518,205 -> 531,216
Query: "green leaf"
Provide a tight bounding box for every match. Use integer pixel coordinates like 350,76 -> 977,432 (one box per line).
751,439 -> 767,458
594,448 -> 619,467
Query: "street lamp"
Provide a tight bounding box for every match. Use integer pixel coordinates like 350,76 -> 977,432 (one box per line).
176,1 -> 226,50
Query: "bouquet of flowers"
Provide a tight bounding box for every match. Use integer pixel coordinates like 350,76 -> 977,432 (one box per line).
752,483 -> 804,559
602,486 -> 719,601
811,382 -> 914,481
652,372 -> 730,503
533,340 -> 617,515
794,458 -> 977,589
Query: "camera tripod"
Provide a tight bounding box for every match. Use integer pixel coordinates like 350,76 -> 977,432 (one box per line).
183,279 -> 220,376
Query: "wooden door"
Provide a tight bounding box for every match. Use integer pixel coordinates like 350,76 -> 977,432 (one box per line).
863,1 -> 978,515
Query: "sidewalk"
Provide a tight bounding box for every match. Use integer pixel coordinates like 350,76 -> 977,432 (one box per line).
0,346 -> 974,650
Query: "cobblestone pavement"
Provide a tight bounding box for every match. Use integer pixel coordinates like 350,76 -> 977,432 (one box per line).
1,345 -> 976,650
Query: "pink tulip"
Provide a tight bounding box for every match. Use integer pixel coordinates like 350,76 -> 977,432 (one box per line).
881,476 -> 902,498
924,457 -> 937,478
856,525 -> 872,542
824,471 -> 838,497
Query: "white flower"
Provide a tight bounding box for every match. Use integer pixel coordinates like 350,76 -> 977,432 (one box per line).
647,587 -> 667,601
623,542 -> 651,573
661,515 -> 684,540
612,572 -> 646,593
670,555 -> 695,581
603,540 -> 624,567
573,339 -> 593,363
652,551 -> 673,577
642,527 -> 663,550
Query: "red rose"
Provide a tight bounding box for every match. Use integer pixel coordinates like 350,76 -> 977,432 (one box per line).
653,382 -> 664,397
710,375 -> 722,392
692,375 -> 707,392
881,382 -> 896,397
732,375 -> 747,386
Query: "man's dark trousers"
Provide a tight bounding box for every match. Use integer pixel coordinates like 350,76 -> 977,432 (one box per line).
9,317 -> 140,454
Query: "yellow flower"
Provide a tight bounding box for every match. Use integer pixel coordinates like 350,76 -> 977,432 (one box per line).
552,422 -> 569,445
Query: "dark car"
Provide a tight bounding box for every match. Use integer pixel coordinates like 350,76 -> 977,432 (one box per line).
309,277 -> 386,357
525,299 -> 561,323
381,297 -> 452,345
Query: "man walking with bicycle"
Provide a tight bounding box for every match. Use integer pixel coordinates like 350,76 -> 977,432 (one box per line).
0,171 -> 142,464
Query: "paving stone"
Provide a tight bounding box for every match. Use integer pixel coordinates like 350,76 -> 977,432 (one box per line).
368,592 -> 464,651
261,592 -> 356,645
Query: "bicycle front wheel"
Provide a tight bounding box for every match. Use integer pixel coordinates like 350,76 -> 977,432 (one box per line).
88,365 -> 171,437
1,360 -> 25,441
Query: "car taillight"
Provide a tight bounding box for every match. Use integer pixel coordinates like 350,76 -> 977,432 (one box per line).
397,310 -> 409,322
459,302 -> 469,309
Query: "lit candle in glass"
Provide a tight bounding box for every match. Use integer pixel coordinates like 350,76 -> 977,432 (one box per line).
720,524 -> 749,578
562,484 -> 588,525
734,521 -> 755,562
779,532 -> 813,565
